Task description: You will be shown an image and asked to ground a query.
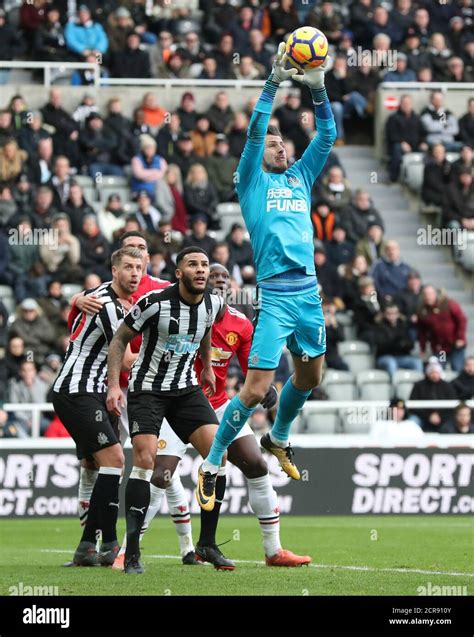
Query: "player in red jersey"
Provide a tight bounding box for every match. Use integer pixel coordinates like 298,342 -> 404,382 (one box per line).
114,263 -> 312,568
67,232 -> 201,565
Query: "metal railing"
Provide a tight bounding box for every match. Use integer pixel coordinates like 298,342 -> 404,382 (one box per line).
0,61 -> 100,87
3,400 -> 474,439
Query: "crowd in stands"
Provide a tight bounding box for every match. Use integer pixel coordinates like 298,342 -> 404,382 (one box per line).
0,0 -> 472,437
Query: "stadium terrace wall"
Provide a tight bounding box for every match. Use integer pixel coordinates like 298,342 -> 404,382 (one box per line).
1,439 -> 473,517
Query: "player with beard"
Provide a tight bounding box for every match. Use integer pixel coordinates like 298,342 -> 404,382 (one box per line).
197,44 -> 336,509
106,247 -> 228,574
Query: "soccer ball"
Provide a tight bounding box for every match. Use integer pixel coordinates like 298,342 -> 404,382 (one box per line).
286,27 -> 329,71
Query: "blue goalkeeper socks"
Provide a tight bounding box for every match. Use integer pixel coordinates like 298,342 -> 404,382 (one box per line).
271,379 -> 311,446
205,395 -> 255,469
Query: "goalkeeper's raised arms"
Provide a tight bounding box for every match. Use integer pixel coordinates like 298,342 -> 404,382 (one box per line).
269,41 -> 299,85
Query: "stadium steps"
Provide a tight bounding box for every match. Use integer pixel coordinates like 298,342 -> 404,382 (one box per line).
335,145 -> 474,350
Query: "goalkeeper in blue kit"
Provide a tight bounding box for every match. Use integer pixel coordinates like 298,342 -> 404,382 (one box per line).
197,43 -> 336,511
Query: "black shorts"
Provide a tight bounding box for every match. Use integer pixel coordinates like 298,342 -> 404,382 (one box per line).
52,391 -> 120,460
127,386 -> 219,444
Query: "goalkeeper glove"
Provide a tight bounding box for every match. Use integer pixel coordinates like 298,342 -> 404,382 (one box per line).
292,56 -> 331,89
269,42 -> 298,85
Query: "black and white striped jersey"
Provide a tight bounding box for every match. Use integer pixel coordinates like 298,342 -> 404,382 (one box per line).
125,283 -> 224,393
53,282 -> 126,394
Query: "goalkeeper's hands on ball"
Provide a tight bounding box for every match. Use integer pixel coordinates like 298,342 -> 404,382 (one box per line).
269,42 -> 299,84
292,56 -> 331,89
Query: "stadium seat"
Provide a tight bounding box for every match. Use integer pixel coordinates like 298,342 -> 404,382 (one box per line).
335,311 -> 357,340
83,187 -> 98,203
321,369 -> 357,400
339,407 -> 371,433
73,175 -> 94,189
216,202 -> 245,235
99,176 -> 130,187
61,283 -> 83,299
459,239 -> 474,272
442,370 -> 458,382
337,341 -> 374,375
300,405 -> 340,434
356,369 -> 392,401
400,153 -> 424,192
393,369 -> 424,401
0,285 -> 15,315
98,186 -> 131,204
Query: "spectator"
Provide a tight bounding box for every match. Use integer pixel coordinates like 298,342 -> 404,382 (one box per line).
314,245 -> 343,305
71,51 -> 110,86
228,112 -> 249,159
181,214 -> 217,257
25,135 -> 53,186
409,358 -> 458,431
349,0 -> 375,48
8,359 -> 50,435
40,88 -> 79,161
370,398 -> 425,441
39,213 -> 82,283
355,222 -> 387,267
110,32 -> 151,78
319,166 -> 352,213
226,223 -> 254,270
443,169 -> 474,231
371,303 -> 422,379
0,139 -> 28,184
385,94 -> 426,182
183,163 -> 219,229
445,56 -> 468,82
78,214 -> 111,281
130,134 -> 168,200
135,190 -> 163,233
234,55 -> 266,80
421,143 -> 452,206
7,217 -> 48,301
0,186 -> 17,229
383,52 -> 416,82
211,242 -> 240,283
402,32 -> 428,72
72,93 -> 99,128
191,115 -> 217,158
324,55 -> 353,144
9,95 -> 29,134
174,132 -> 200,181
325,224 -> 355,268
440,403 -> 474,434
459,97 -> 474,147
106,6 -> 135,53
426,33 -> 452,81
9,299 -> 56,367
0,9 -> 23,83
199,55 -> 224,80
13,174 -> 35,216
347,55 -> 379,115
341,254 -> 369,310
154,164 -> 188,235
371,240 -> 412,301
395,269 -> 423,338
206,91 -> 234,135
247,29 -> 273,73
97,193 -> 126,243
451,357 -> 474,400
450,145 -> 473,182
213,33 -> 236,78
37,279 -> 64,324
352,275 -> 382,338
78,112 -> 122,179
420,91 -> 460,150
322,301 -> 349,370
391,0 -> 416,32
51,155 -> 74,208
161,51 -> 191,80
177,92 -> 199,133
156,112 -> 181,163
20,0 -> 47,53
131,107 -> 152,140
29,186 -> 58,230
34,5 -> 71,62
176,31 -> 207,67
340,189 -> 384,243
5,336 -> 25,382
311,200 -> 336,243
417,285 -> 467,372
274,88 -> 303,140
65,4 -> 108,60
308,1 -> 344,44
205,134 -> 238,202
63,181 -> 95,235
268,0 -> 300,42
140,92 -> 166,133
410,8 -> 432,48
367,5 -> 404,45
0,111 -> 15,147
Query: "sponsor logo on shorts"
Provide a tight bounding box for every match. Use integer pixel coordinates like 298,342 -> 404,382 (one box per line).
131,421 -> 140,434
97,432 -> 109,446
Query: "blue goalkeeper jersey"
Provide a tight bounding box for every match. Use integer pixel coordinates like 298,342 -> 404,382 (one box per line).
236,82 -> 337,283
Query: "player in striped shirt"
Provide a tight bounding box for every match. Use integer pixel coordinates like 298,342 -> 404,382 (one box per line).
106,247 -> 228,574
52,247 -> 143,567
197,44 -> 336,509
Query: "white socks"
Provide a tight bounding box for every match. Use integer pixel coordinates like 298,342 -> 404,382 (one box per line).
270,432 -> 289,448
78,466 -> 98,527
247,474 -> 281,557
201,459 -> 220,474
166,475 -> 194,557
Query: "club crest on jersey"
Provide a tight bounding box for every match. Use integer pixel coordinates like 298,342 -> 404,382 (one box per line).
205,309 -> 214,327
131,305 -> 141,321
157,439 -> 166,449
225,331 -> 238,346
287,176 -> 301,186
97,432 -> 109,446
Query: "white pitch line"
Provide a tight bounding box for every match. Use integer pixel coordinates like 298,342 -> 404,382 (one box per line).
39,550 -> 474,578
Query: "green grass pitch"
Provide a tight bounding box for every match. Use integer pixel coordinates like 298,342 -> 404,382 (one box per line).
0,516 -> 472,596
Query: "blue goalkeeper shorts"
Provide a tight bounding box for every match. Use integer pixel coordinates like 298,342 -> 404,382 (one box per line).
248,274 -> 326,370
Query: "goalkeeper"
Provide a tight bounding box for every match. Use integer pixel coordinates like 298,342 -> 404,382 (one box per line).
197,44 -> 336,511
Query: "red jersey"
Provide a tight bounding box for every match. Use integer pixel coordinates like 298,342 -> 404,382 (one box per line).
67,274 -> 170,387
195,305 -> 253,409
